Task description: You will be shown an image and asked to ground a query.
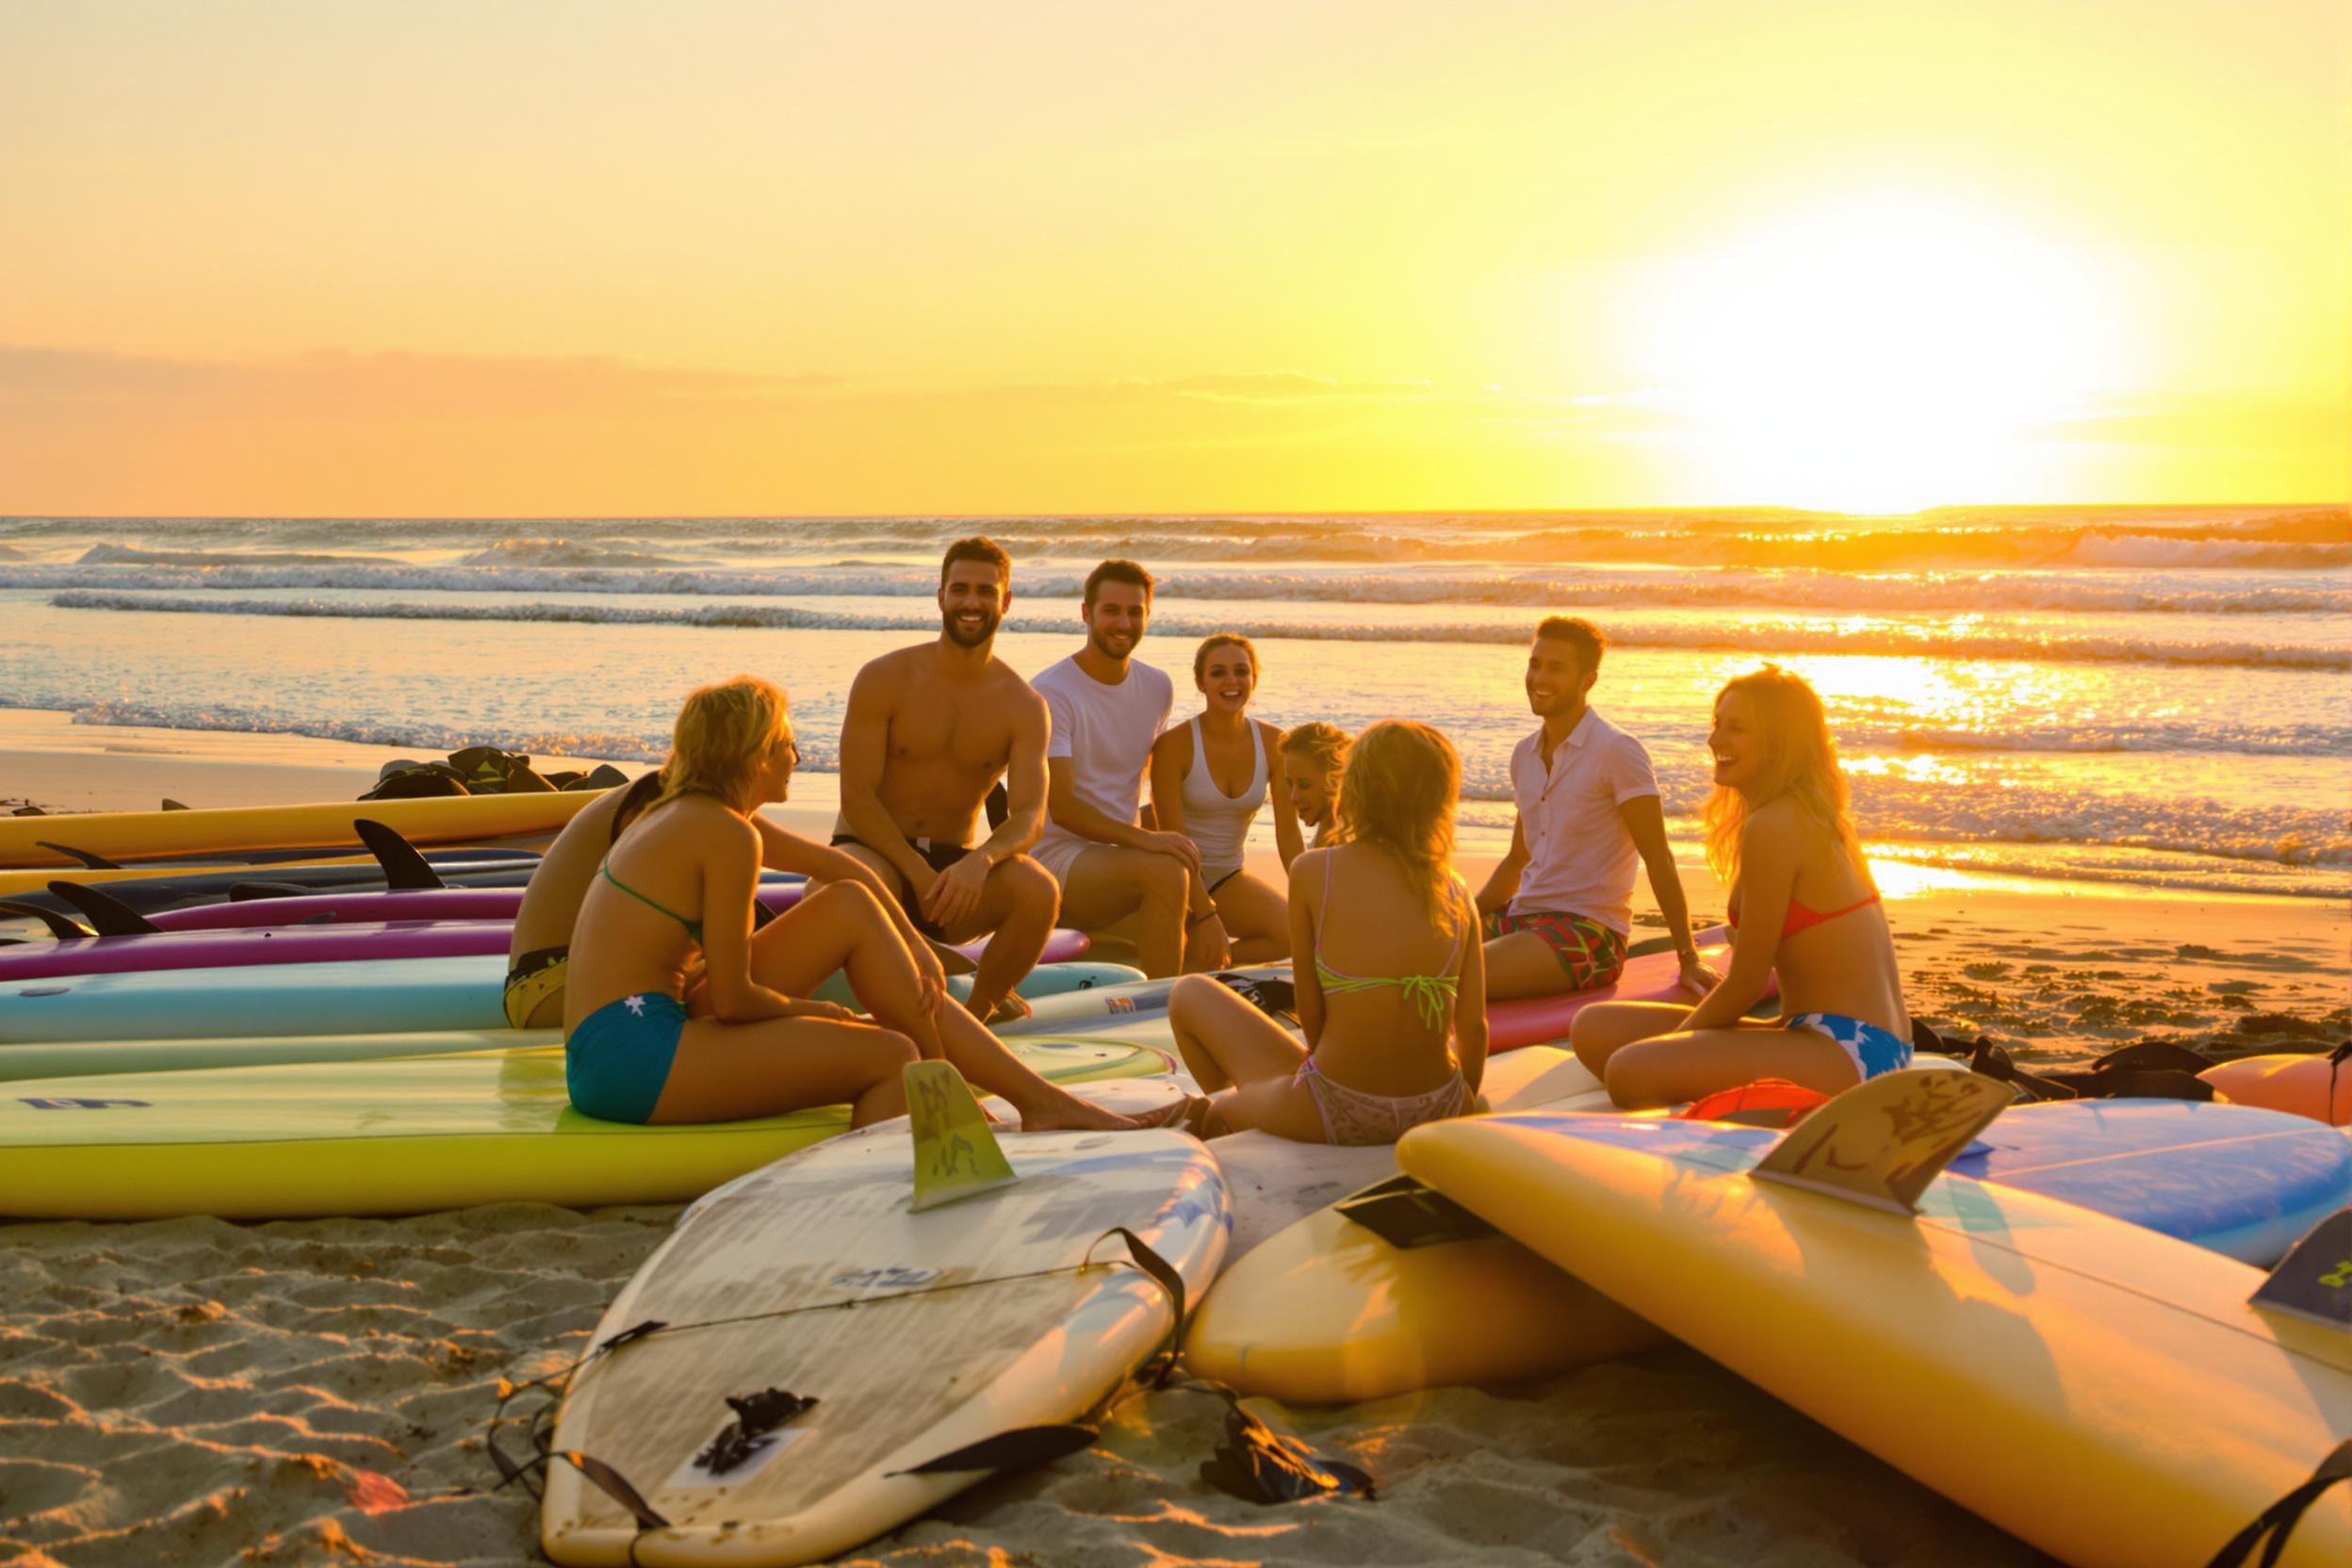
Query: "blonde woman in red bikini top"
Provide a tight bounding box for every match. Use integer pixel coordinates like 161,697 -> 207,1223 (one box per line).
1568,665 -> 1912,1108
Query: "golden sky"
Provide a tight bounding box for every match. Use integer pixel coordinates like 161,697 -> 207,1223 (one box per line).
3,0 -> 2344,514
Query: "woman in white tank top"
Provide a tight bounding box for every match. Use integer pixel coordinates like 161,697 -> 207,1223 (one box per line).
1149,634 -> 1303,962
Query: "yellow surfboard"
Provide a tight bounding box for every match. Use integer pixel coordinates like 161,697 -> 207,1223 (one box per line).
0,1036 -> 1167,1220
1397,1072 -> 2352,1568
0,790 -> 598,870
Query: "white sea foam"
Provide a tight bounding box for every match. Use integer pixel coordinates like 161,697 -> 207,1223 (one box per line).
56,700 -> 678,767
452,536 -> 692,569
3,504 -> 2344,572
11,693 -> 2340,890
7,557 -> 2347,614
46,590 -> 2352,671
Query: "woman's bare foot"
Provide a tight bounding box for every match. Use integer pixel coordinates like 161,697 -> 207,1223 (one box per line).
1009,1086 -> 1143,1133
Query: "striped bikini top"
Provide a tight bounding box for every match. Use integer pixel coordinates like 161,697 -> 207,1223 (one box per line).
1311,850 -> 1465,1031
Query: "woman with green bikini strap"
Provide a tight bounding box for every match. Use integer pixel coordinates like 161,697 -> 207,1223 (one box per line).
564,676 -> 1139,1132
1166,719 -> 1488,1145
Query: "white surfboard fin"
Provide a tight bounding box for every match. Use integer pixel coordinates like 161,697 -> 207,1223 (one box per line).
1753,1067 -> 2012,1216
906,1060 -> 1018,1212
2250,1208 -> 2352,1330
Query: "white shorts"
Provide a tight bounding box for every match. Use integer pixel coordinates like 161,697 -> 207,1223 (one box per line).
1033,835 -> 1093,886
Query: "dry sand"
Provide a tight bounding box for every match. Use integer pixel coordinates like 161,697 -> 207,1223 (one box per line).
2,710 -> 2344,1565
0,1198 -> 2052,1566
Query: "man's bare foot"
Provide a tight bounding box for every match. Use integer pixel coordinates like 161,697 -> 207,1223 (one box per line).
1013,1089 -> 1141,1133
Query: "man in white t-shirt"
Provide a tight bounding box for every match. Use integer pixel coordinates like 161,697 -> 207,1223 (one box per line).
1476,616 -> 1717,1001
1031,560 -> 1230,977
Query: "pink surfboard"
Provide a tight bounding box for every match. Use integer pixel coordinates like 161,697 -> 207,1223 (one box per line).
0,917 -> 1091,983
142,876 -> 808,931
1487,934 -> 1750,1051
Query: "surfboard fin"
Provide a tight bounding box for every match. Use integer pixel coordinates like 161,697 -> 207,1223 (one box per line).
2250,1208 -> 2352,1330
906,1060 -> 1018,1212
1336,1173 -> 1499,1249
45,881 -> 162,937
0,900 -> 95,941
353,818 -> 446,890
160,799 -> 190,810
1753,1067 -> 2013,1216
35,841 -> 120,871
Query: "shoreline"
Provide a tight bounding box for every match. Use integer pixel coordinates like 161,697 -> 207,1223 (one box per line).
5,706 -> 2342,1064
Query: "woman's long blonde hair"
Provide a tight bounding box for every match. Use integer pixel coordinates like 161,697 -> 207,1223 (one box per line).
1703,666 -> 1865,890
652,676 -> 790,815
1333,719 -> 1461,923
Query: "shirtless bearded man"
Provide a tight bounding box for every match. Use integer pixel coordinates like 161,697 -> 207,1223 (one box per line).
832,537 -> 1060,1021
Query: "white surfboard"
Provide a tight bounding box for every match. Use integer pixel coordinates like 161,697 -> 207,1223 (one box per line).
541,1088 -> 1229,1567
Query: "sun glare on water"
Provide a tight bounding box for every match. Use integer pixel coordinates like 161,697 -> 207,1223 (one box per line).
1628,198 -> 2132,513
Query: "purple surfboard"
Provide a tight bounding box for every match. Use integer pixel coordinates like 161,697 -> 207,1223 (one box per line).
0,916 -> 1090,982
0,921 -> 516,980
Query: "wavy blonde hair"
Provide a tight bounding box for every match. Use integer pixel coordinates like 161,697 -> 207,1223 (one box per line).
1703,666 -> 1866,890
1333,719 -> 1461,923
653,676 -> 790,815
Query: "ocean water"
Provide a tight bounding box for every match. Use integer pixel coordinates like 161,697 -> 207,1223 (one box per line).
1,507 -> 2345,899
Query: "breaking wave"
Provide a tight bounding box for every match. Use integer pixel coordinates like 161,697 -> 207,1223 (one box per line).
46,590 -> 2352,671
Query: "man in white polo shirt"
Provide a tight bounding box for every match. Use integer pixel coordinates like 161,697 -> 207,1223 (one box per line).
1476,616 -> 1715,1000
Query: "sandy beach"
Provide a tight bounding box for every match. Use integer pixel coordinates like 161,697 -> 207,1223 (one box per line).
2,712 -> 2344,1566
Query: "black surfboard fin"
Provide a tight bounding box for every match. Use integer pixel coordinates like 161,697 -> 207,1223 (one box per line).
45,881 -> 162,937
2250,1208 -> 2352,1330
0,900 -> 95,941
1754,1066 -> 2013,1216
161,798 -> 190,810
353,818 -> 446,890
230,881 -> 313,901
35,841 -> 121,871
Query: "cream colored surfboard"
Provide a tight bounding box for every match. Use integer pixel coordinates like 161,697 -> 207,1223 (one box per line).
540,1089 -> 1229,1566
1396,1072 -> 2352,1568
1183,1048 -> 1662,1401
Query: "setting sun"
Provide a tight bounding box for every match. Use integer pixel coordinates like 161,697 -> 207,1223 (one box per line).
1627,198 -> 2132,513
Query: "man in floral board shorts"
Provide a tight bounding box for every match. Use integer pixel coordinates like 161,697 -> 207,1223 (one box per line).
1476,616 -> 1717,1003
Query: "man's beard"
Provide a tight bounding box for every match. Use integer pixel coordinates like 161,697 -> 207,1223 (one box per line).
1087,625 -> 1137,662
943,605 -> 1002,647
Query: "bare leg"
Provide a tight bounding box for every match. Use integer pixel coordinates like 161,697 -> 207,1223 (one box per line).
1483,930 -> 1582,1000
1168,973 -> 1307,1093
939,854 -> 1058,1020
1057,847 -> 1190,978
1203,1074 -> 1335,1143
652,1014 -> 917,1129
1569,1000 -> 1693,1078
749,882 -> 953,1059
930,1003 -> 1137,1132
1209,870 -> 1290,963
753,880 -> 1133,1133
1603,1022 -> 1858,1109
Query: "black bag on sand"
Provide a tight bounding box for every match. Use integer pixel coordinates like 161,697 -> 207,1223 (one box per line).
1936,1021 -> 2218,1103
